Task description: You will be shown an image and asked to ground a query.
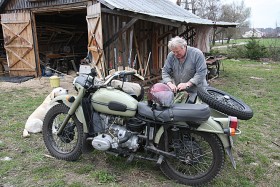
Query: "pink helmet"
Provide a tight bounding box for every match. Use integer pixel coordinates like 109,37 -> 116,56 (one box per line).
147,83 -> 174,107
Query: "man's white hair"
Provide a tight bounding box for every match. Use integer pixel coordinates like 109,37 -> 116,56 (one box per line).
168,36 -> 187,50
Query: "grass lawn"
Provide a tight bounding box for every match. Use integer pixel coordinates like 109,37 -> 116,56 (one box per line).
215,38 -> 280,47
0,59 -> 280,186
209,59 -> 280,186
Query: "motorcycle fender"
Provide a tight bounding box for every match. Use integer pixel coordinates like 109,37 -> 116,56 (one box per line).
197,117 -> 230,148
49,95 -> 88,133
154,118 -> 230,148
197,117 -> 224,133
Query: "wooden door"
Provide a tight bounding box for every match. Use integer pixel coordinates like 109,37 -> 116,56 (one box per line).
1,12 -> 39,77
87,3 -> 105,79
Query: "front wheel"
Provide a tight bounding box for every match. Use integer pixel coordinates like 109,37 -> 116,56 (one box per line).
42,104 -> 84,161
159,129 -> 225,186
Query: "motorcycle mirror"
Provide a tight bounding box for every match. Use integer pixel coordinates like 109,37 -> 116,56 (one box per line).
90,68 -> 97,77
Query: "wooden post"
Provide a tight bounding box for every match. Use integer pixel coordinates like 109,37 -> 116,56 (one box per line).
122,22 -> 127,70
133,34 -> 144,75
128,26 -> 134,67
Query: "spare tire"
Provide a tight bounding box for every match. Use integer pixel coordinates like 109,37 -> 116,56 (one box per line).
197,86 -> 253,120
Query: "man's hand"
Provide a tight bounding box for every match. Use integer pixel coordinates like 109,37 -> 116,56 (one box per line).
167,82 -> 177,93
177,82 -> 192,91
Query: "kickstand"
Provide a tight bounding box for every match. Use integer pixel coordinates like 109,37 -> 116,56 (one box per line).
126,154 -> 135,163
156,155 -> 164,165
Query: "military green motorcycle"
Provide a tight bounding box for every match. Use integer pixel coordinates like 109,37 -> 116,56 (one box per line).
42,69 -> 253,186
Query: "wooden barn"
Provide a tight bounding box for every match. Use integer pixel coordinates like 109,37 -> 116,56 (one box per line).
0,0 -> 236,81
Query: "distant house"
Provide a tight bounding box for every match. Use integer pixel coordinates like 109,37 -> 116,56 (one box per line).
242,29 -> 263,38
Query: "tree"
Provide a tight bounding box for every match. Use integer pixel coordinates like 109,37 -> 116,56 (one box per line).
245,37 -> 267,60
176,0 -> 250,45
195,0 -> 221,21
176,0 -> 221,19
218,0 -> 251,43
194,0 -> 222,45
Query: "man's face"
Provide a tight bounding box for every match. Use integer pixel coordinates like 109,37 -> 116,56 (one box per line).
171,46 -> 186,59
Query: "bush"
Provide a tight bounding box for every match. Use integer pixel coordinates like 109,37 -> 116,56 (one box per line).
212,38 -> 279,61
226,45 -> 247,59
267,46 -> 280,61
244,38 -> 267,60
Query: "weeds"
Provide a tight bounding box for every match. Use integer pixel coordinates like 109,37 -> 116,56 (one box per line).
92,170 -> 116,183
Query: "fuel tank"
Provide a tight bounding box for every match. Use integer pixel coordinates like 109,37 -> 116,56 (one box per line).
91,87 -> 138,117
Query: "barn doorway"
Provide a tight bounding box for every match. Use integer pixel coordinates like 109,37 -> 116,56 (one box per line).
35,9 -> 88,76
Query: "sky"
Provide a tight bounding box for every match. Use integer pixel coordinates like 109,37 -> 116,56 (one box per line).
170,0 -> 280,28
223,0 -> 280,28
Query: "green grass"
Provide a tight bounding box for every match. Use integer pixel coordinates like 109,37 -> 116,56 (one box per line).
219,38 -> 280,47
209,59 -> 280,186
91,170 -> 116,183
1,60 -> 280,186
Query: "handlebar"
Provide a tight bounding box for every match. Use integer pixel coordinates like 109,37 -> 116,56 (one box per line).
120,71 -> 136,76
77,68 -> 136,92
104,70 -> 135,85
175,85 -> 192,94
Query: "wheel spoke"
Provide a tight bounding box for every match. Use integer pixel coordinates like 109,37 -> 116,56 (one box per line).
43,104 -> 83,161
159,129 -> 226,186
49,113 -> 78,153
161,130 -> 224,181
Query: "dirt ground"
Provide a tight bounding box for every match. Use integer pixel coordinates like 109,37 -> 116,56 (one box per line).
0,75 -> 76,94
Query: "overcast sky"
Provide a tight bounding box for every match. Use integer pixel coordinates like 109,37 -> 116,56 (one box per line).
170,0 -> 280,28
223,0 -> 280,28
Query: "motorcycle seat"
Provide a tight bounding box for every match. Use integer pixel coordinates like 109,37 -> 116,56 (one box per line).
137,102 -> 210,123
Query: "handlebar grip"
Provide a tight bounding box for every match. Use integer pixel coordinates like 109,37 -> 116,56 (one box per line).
125,71 -> 135,76
177,86 -> 191,93
118,71 -> 135,78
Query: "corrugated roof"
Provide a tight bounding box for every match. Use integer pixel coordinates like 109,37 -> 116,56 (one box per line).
99,0 -> 237,27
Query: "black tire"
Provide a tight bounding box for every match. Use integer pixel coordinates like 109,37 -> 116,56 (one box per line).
43,104 -> 84,161
197,86 -> 253,120
159,130 -> 225,186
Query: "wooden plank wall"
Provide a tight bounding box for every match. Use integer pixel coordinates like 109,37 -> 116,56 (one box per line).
102,13 -> 196,81
2,0 -> 88,12
102,15 -> 160,78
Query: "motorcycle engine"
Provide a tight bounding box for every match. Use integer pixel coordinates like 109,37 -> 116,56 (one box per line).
91,114 -> 140,151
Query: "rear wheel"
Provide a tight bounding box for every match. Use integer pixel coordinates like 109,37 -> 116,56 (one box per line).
42,104 -> 84,161
159,129 -> 225,186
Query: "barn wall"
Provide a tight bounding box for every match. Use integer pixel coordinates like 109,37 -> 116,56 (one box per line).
1,1 -> 199,81
101,13 -> 174,78
101,12 -> 197,80
2,0 -> 89,12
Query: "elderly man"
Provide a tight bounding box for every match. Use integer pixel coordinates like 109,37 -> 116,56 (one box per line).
162,36 -> 208,94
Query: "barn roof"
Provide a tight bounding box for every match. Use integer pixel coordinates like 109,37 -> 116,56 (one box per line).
99,0 -> 237,27
0,0 -> 237,27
